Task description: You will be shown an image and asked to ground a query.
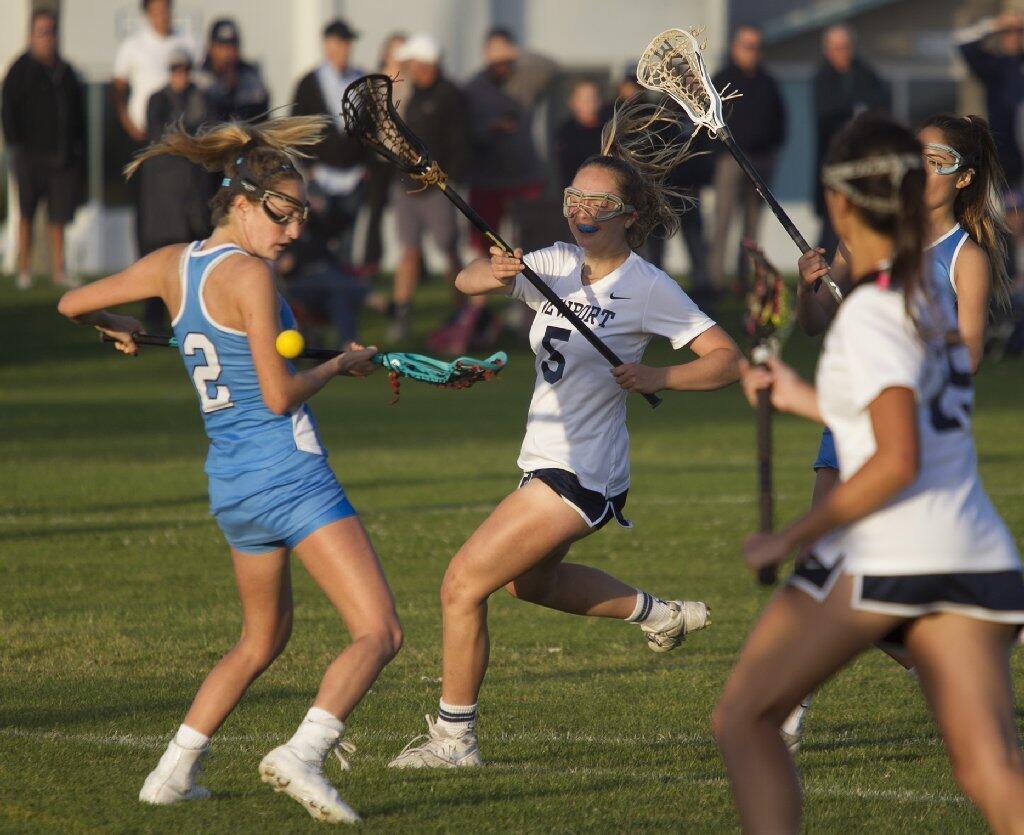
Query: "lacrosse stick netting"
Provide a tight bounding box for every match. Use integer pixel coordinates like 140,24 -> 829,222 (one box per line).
637,29 -> 844,303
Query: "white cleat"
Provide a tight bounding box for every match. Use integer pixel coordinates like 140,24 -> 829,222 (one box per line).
259,743 -> 361,825
642,600 -> 711,653
139,740 -> 211,805
387,715 -> 483,769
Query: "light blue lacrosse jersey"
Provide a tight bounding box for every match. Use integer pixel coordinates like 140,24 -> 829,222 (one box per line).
171,241 -> 326,477
927,223 -> 969,307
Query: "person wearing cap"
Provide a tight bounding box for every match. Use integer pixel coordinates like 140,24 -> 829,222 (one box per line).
137,47 -> 217,330
291,18 -> 367,268
384,34 -> 469,345
112,0 -> 197,143
196,18 -> 270,123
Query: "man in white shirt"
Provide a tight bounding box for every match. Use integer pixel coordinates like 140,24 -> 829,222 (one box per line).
113,0 -> 196,142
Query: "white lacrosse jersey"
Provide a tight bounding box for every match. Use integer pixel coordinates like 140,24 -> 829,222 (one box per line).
813,278 -> 1018,575
510,243 -> 715,496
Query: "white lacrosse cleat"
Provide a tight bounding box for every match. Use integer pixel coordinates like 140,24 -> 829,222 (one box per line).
642,600 -> 711,653
387,715 -> 483,769
139,740 -> 211,804
259,741 -> 361,824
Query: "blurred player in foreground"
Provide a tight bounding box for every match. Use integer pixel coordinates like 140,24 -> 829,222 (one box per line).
58,116 -> 400,825
389,99 -> 741,769
783,112 -> 1015,750
717,115 -> 1024,834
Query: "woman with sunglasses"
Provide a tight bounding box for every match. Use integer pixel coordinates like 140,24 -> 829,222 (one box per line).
57,116 -> 402,825
389,101 -> 741,769
781,114 -> 1015,751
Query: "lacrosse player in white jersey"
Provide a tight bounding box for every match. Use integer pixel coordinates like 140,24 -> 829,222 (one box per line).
716,115 -> 1024,834
388,101 -> 741,769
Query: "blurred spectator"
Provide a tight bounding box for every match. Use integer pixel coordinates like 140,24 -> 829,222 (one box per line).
362,32 -> 406,279
709,25 -> 785,293
385,34 -> 468,344
113,0 -> 197,278
277,194 -> 368,347
196,18 -> 270,122
812,25 -> 890,256
113,0 -> 196,143
556,79 -> 603,186
599,67 -> 643,123
464,27 -> 557,253
956,10 -> 1024,281
292,19 -> 366,267
2,9 -> 86,289
138,48 -> 216,330
645,125 -> 715,308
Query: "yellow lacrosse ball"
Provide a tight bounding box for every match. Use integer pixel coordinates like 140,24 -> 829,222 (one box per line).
275,329 -> 305,359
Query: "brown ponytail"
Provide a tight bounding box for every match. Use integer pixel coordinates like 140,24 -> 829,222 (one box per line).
124,115 -> 330,225
921,113 -> 1012,310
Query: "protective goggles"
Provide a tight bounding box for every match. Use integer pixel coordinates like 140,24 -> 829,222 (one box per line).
221,152 -> 309,225
562,187 -> 635,222
923,142 -> 971,176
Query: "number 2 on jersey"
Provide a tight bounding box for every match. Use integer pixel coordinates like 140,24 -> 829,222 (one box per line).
541,325 -> 571,383
183,332 -> 234,413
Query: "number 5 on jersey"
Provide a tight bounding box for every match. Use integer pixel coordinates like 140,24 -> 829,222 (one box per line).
183,332 -> 234,413
541,325 -> 571,384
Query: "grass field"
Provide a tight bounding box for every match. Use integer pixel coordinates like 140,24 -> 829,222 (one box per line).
2,274 -> 1023,833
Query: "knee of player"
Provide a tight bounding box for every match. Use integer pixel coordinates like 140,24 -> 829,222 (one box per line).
236,636 -> 289,675
711,694 -> 754,745
950,745 -> 1024,803
361,619 -> 403,661
440,562 -> 482,610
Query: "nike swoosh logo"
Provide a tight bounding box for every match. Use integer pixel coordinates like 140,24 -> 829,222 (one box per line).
609,293 -> 630,300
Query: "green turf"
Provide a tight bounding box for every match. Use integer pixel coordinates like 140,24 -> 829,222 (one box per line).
1,275 -> 1022,833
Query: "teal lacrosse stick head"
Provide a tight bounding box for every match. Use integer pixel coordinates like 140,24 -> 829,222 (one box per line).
372,351 -> 508,402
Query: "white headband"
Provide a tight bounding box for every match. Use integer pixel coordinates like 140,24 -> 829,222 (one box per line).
821,153 -> 922,214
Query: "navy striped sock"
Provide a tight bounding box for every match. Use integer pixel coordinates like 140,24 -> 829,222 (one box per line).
627,590 -> 654,622
437,699 -> 476,733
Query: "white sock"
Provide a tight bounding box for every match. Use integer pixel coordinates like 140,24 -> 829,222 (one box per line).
437,699 -> 476,735
781,696 -> 813,737
627,591 -> 674,630
287,707 -> 345,764
174,724 -> 210,750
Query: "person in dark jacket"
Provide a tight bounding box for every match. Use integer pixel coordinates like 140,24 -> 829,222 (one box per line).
137,49 -> 217,329
555,79 -> 603,187
709,25 -> 786,293
464,27 -> 557,255
1,9 -> 86,289
196,18 -> 270,123
385,34 -> 469,345
291,19 -> 366,268
361,32 -> 406,278
812,24 -> 890,256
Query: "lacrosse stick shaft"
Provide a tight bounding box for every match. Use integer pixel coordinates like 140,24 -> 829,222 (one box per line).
101,332 -> 340,361
755,386 -> 778,586
719,129 -> 843,304
432,183 -> 661,408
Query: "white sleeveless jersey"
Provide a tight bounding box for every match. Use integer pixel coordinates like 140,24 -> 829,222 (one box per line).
511,243 -> 715,496
814,280 -> 1018,575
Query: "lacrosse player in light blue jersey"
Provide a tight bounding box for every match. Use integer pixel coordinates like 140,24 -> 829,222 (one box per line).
58,116 -> 401,825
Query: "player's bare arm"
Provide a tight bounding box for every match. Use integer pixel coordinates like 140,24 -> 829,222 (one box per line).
232,257 -> 377,415
743,386 -> 918,572
455,245 -> 522,296
612,325 -> 740,395
952,241 -> 991,371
